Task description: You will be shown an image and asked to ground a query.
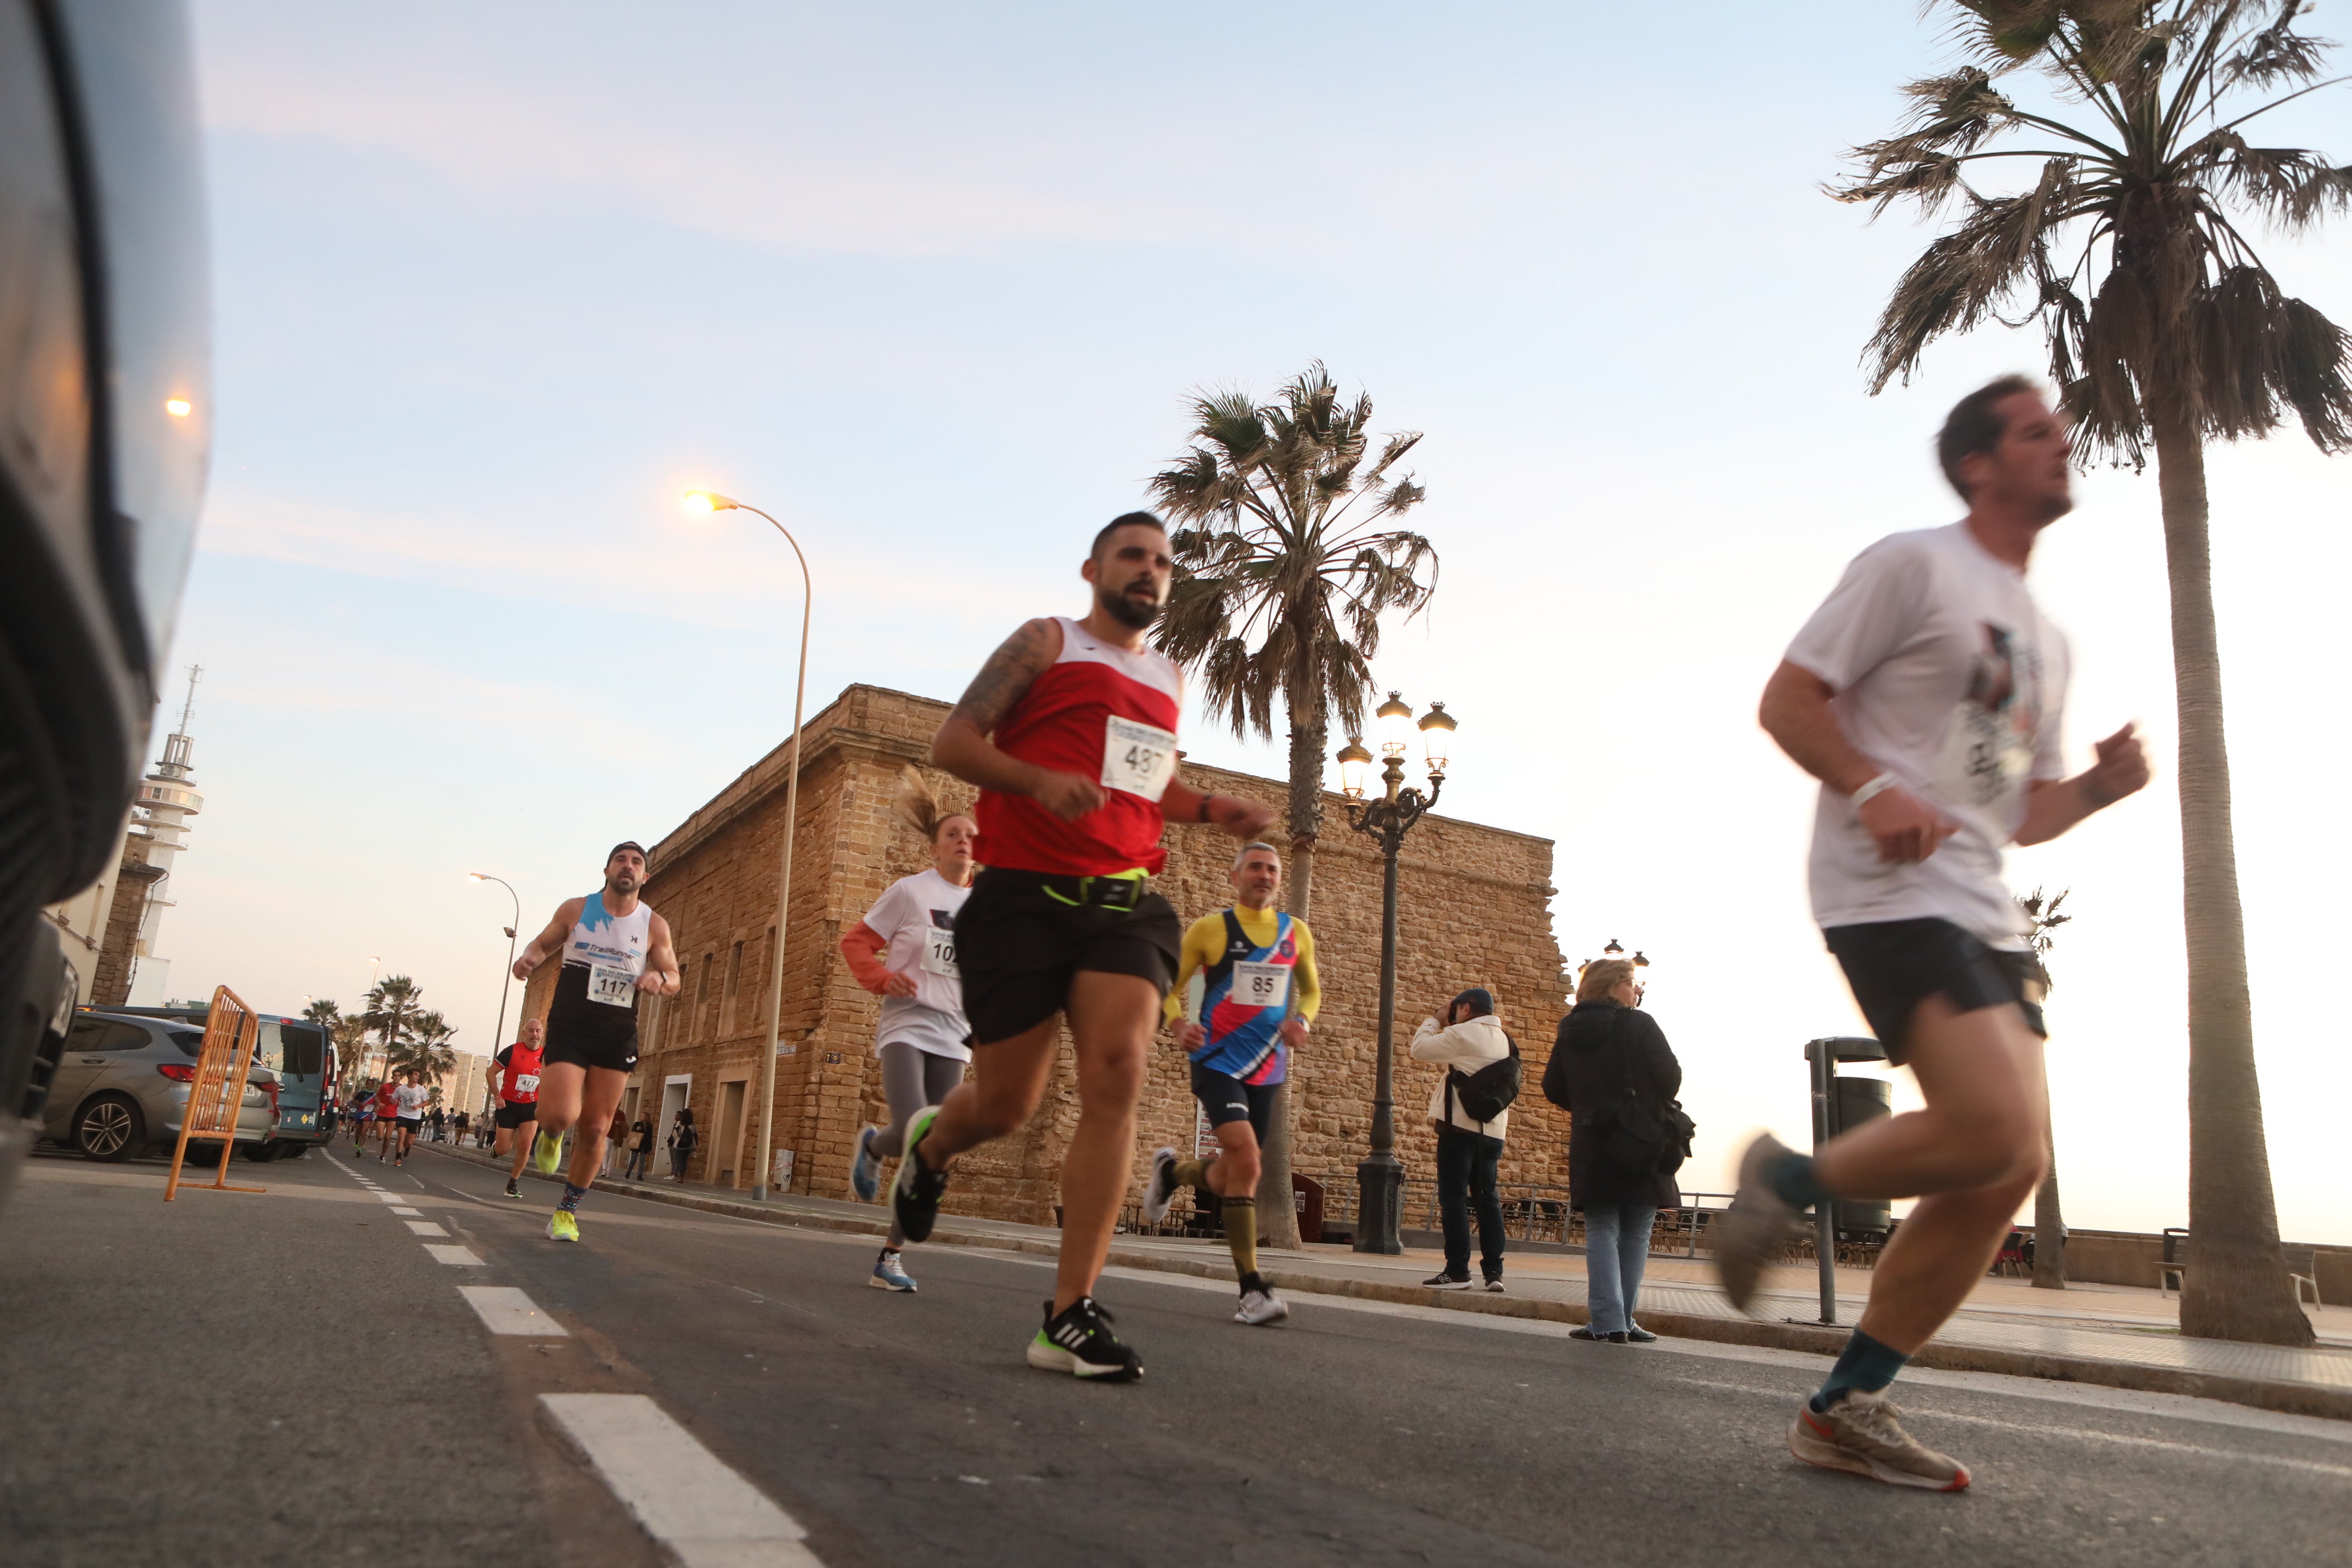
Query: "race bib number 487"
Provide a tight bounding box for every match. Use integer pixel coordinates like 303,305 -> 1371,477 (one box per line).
1101,716 -> 1178,801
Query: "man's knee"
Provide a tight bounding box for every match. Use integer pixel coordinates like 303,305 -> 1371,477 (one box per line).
1074,1044 -> 1147,1117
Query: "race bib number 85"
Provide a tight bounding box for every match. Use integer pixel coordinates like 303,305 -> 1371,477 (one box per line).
1233,961 -> 1290,1010
588,965 -> 638,1008
1101,716 -> 1178,801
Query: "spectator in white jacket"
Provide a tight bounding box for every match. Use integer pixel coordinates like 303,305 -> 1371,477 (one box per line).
1410,986 -> 1512,1291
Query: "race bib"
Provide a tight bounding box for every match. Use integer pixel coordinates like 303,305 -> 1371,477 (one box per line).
1100,716 -> 1178,800
1232,961 -> 1290,1010
512,1073 -> 540,1096
920,925 -> 959,979
588,964 -> 639,1008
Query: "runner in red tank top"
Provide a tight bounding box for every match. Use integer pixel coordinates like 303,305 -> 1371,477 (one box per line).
491,1017 -> 547,1198
894,511 -> 1274,1381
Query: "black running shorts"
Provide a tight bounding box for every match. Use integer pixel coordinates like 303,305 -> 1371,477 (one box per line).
957,867 -> 1182,1046
543,1024 -> 639,1074
1190,1061 -> 1278,1140
494,1100 -> 537,1130
1824,917 -> 2046,1064
395,1115 -> 422,1130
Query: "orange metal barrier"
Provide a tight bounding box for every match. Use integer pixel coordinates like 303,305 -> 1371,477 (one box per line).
163,985 -> 266,1201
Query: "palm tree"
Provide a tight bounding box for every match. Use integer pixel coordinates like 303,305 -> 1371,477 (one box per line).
361,975 -> 427,1089
1150,361 -> 1439,1247
2020,888 -> 2073,1289
1833,0 -> 2346,1345
387,1009 -> 458,1093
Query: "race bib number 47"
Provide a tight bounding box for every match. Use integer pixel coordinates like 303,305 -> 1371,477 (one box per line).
587,965 -> 639,1008
1101,716 -> 1178,801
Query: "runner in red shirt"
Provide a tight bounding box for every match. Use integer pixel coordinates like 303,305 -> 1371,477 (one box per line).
894,511 -> 1274,1381
491,1017 -> 547,1199
370,1079 -> 400,1162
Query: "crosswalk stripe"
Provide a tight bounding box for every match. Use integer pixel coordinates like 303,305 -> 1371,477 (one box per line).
424,1244 -> 484,1266
540,1394 -> 821,1567
457,1286 -> 568,1334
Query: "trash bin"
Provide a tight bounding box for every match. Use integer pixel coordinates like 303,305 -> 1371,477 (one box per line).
1831,1076 -> 1892,1239
1293,1173 -> 1325,1244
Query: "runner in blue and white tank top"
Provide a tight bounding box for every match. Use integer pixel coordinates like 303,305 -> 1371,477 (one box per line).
511,842 -> 682,1243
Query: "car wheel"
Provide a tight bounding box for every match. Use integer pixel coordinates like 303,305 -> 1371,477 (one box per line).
73,1096 -> 145,1162
238,1141 -> 275,1162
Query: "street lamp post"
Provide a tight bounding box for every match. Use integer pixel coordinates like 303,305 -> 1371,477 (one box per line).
1336,693 -> 1459,1255
684,489 -> 810,1202
467,873 -> 523,1053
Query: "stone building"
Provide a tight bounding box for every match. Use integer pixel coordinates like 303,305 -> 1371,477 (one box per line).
518,683 -> 1572,1225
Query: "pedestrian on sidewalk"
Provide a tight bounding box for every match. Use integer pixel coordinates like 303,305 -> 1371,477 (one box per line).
603,1105 -> 630,1176
667,1106 -> 697,1182
622,1113 -> 653,1180
1544,956 -> 1686,1344
1411,987 -> 1516,1292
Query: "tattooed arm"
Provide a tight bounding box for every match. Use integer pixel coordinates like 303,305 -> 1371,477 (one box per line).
930,618 -> 1106,821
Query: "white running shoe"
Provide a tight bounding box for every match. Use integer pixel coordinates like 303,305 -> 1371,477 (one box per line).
869,1249 -> 916,1292
1235,1287 -> 1289,1326
1714,1130 -> 1805,1314
1143,1146 -> 1179,1224
1788,1391 -> 1971,1491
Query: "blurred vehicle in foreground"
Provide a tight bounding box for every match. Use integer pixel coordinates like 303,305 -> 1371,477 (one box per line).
0,1 -> 212,1209
43,1009 -> 277,1162
106,1005 -> 331,1156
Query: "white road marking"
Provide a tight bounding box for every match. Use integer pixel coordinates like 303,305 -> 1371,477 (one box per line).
390,1206 -> 421,1216
425,1244 -> 485,1266
457,1286 -> 568,1335
375,1192 -> 404,1204
404,1219 -> 448,1236
540,1394 -> 820,1567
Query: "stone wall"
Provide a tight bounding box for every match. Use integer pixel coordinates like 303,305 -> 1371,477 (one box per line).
586,683 -> 1568,1227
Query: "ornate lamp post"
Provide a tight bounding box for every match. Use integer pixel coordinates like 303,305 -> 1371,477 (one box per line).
1337,692 -> 1458,1255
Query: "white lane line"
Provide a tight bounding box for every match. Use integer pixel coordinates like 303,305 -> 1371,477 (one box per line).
457,1286 -> 569,1334
375,1192 -> 404,1204
390,1206 -> 422,1216
425,1244 -> 485,1266
405,1219 -> 448,1236
540,1394 -> 820,1568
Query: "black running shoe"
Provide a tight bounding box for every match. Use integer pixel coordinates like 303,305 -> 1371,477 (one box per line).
1026,1297 -> 1142,1381
504,1179 -> 521,1198
890,1106 -> 948,1244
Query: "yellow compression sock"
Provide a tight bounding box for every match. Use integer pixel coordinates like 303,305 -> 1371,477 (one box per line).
1173,1157 -> 1212,1191
1222,1196 -> 1258,1281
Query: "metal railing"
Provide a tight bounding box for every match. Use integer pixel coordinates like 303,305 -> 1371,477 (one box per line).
1295,1177 -> 1738,1258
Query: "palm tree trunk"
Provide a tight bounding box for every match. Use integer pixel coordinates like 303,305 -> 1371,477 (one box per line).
2032,1111 -> 2065,1289
2154,408 -> 2314,1346
1249,711 -> 1328,1252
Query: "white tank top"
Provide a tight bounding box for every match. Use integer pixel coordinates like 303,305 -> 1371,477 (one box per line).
563,891 -> 651,1007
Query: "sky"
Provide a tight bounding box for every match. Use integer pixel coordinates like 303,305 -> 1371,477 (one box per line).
151,2 -> 2350,1241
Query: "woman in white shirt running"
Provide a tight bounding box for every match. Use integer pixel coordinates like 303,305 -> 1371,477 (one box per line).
840,769 -> 976,1293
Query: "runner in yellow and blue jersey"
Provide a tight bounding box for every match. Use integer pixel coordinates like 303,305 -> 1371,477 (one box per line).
1143,841 -> 1319,1326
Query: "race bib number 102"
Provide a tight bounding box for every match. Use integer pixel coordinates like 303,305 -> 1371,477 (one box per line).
1101,716 -> 1179,801
920,925 -> 959,979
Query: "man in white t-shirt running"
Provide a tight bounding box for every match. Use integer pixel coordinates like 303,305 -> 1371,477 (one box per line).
391,1071 -> 433,1165
1730,376 -> 2149,1492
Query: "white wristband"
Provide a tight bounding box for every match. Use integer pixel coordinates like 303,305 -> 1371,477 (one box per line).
1850,772 -> 1899,808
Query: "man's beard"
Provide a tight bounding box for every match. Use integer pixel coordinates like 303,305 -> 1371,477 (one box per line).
1100,582 -> 1161,630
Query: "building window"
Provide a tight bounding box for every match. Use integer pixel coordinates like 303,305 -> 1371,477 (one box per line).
698,954 -> 713,1004
727,940 -> 743,998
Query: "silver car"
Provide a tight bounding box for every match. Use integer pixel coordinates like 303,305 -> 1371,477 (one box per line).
44,1011 -> 278,1162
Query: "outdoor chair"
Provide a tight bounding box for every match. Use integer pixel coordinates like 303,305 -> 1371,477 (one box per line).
2284,1246 -> 2323,1307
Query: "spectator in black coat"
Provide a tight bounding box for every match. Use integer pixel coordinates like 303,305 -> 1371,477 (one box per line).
1543,957 -> 1683,1344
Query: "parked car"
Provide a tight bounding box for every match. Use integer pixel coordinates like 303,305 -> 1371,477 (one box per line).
0,1 -> 213,1211
105,1006 -> 331,1157
43,1011 -> 278,1163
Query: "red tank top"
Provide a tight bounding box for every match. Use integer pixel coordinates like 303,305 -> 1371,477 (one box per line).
974,616 -> 1184,876
497,1041 -> 545,1104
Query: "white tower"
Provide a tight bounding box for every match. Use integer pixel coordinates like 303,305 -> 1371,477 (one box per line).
126,667 -> 204,1006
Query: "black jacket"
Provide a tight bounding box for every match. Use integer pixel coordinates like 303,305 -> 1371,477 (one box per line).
1541,1000 -> 1684,1209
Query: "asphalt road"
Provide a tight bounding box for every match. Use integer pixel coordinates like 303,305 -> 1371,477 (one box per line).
6,1142 -> 2348,1567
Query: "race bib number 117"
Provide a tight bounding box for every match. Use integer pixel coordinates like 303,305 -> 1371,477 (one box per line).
587,965 -> 638,1008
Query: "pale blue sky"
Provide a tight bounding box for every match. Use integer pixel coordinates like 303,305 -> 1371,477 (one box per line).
160,3 -> 2350,1238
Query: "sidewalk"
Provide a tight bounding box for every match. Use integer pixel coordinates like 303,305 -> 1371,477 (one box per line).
420,1143 -> 2352,1421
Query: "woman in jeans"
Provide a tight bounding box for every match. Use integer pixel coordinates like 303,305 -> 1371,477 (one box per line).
667,1106 -> 697,1181
1543,956 -> 1683,1342
1409,987 -> 1514,1291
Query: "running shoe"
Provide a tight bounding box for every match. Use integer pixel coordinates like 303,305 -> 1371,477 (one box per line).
850,1125 -> 881,1202
1234,1286 -> 1289,1327
1422,1271 -> 1474,1290
1788,1391 -> 1970,1492
890,1106 -> 948,1244
1143,1146 -> 1179,1224
1713,1130 -> 1806,1314
504,1179 -> 521,1198
530,1130 -> 564,1177
1482,1277 -> 1505,1293
1026,1297 -> 1142,1381
870,1250 -> 916,1292
547,1210 -> 580,1243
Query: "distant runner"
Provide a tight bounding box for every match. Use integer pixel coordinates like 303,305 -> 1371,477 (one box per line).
370,1079 -> 399,1162
512,844 -> 682,1241
842,769 -> 977,1294
895,511 -> 1275,1380
391,1070 -> 432,1165
1143,839 -> 1318,1326
491,1018 -> 547,1199
1733,376 -> 2148,1490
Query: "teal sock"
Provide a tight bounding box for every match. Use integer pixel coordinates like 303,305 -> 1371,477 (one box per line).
1767,1150 -> 1828,1211
1810,1329 -> 1908,1412
559,1182 -> 588,1214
